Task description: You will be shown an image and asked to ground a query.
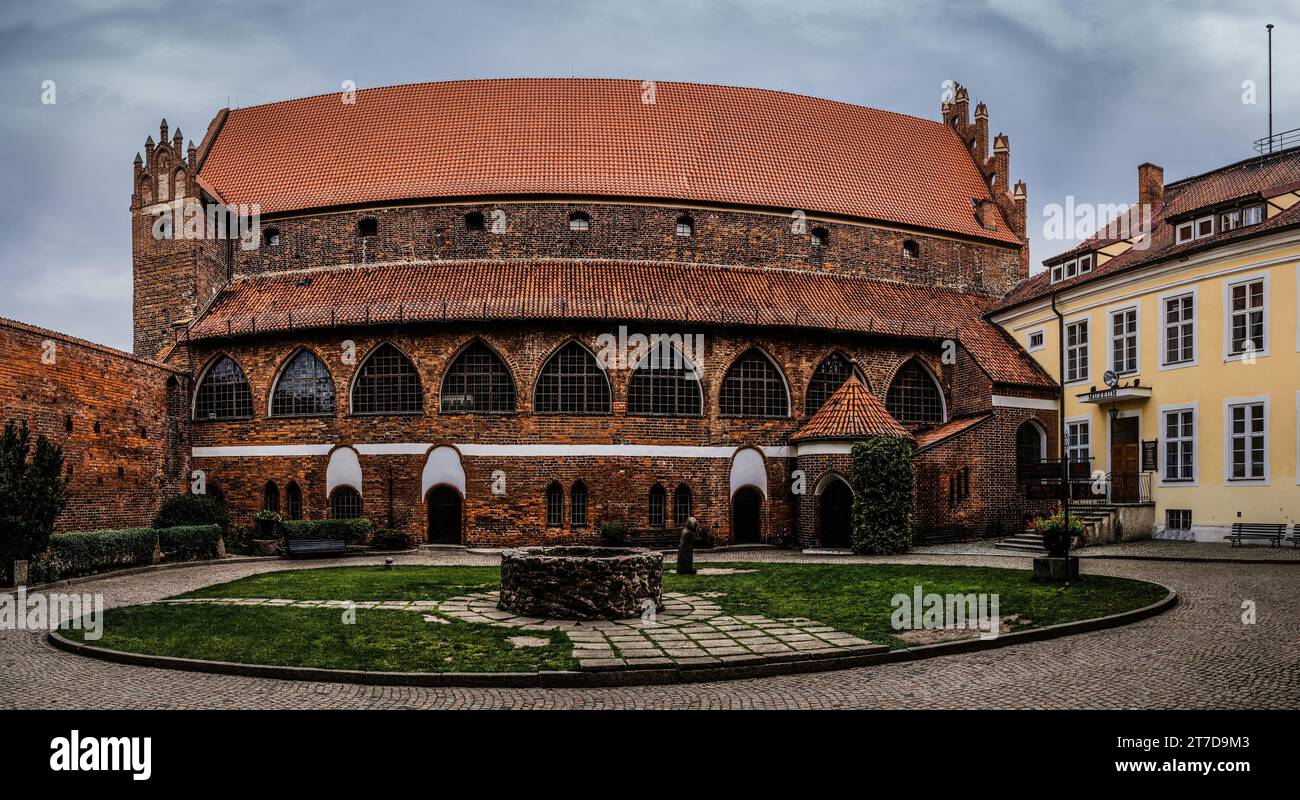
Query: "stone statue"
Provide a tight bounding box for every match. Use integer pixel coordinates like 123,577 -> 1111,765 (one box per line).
677,516 -> 698,575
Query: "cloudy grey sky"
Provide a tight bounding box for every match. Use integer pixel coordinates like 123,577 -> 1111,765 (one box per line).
2,0 -> 1297,350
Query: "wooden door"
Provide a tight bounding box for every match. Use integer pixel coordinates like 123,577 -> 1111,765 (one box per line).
1110,416 -> 1140,502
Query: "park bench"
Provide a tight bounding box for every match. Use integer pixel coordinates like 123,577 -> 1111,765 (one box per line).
284,538 -> 347,557
1284,525 -> 1300,548
1227,523 -> 1287,548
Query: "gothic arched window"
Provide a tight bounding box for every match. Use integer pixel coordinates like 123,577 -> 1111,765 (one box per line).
534,342 -> 610,414
271,350 -> 335,416
351,343 -> 423,415
441,341 -> 516,413
194,356 -> 253,420
886,360 -> 944,425
719,350 -> 789,417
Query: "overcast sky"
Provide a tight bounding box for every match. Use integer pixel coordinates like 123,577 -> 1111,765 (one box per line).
2,0 -> 1297,351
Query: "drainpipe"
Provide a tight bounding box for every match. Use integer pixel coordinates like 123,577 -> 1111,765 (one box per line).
1050,292 -> 1072,575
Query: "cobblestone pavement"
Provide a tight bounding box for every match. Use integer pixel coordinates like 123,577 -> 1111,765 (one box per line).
3,551 -> 1298,709
911,538 -> 1300,561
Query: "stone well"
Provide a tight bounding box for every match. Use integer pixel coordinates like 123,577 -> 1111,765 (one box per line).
498,546 -> 664,620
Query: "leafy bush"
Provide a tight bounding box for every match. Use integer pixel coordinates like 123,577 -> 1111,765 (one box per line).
370,529 -> 414,550
223,526 -> 254,555
252,510 -> 281,538
157,524 -> 224,562
849,436 -> 916,555
281,518 -> 370,542
153,493 -> 228,531
597,518 -> 631,545
0,420 -> 69,584
30,528 -> 157,583
1031,509 -> 1088,556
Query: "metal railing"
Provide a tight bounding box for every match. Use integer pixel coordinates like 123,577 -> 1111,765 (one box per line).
1254,126 -> 1300,154
1019,459 -> 1153,505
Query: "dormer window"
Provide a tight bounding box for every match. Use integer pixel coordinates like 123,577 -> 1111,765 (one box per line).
1078,254 -> 1092,274
1051,253 -> 1093,284
1175,221 -> 1194,244
1242,204 -> 1263,226
1176,213 -> 1220,245
1195,215 -> 1214,238
1220,209 -> 1241,232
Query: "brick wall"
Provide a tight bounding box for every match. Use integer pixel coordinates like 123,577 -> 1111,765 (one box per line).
0,319 -> 189,532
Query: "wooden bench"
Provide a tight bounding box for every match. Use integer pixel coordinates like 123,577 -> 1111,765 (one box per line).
1227,523 -> 1287,547
284,538 -> 347,557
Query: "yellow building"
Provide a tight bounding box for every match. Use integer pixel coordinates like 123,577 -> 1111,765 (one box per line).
991,150 -> 1300,542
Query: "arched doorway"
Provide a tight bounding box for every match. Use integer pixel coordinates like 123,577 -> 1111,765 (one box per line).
427,486 -> 462,544
732,487 -> 762,544
818,478 -> 853,548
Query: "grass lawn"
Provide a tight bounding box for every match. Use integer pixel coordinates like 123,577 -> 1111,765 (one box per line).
65,562 -> 1168,671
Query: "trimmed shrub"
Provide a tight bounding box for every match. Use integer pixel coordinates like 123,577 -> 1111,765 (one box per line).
222,526 -> 254,555
281,518 -> 370,542
252,510 -> 281,538
153,493 -> 228,531
849,436 -> 916,555
597,518 -> 631,545
157,524 -> 223,562
370,529 -> 413,550
30,528 -> 157,583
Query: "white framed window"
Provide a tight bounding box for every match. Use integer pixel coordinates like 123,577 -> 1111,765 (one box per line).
1065,418 -> 1091,466
1166,509 -> 1192,531
1050,263 -> 1064,283
1159,404 -> 1197,484
1109,305 -> 1139,375
1242,205 -> 1263,226
1064,318 -> 1089,384
1065,258 -> 1079,279
1175,221 -> 1194,244
1223,273 -> 1269,360
1027,329 -> 1045,352
1159,289 -> 1196,368
1077,253 -> 1093,274
1223,396 -> 1269,483
1195,215 -> 1215,239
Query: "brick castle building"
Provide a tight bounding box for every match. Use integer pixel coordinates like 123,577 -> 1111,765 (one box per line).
4,79 -> 1059,546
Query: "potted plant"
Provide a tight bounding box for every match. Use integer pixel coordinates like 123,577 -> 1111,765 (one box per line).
1031,510 -> 1087,557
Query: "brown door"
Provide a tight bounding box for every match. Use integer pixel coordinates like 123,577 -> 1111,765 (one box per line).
1110,416 -> 1140,502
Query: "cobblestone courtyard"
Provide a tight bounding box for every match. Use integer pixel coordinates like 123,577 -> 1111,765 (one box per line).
3,550 -> 1297,709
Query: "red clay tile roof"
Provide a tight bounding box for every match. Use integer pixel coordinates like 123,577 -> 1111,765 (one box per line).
913,413 -> 994,452
790,375 -> 911,442
195,79 -> 1018,244
999,147 -> 1300,310
184,259 -> 1054,388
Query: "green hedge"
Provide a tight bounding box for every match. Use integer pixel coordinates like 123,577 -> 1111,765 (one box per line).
153,493 -> 228,531
369,529 -> 413,550
157,524 -> 224,562
30,528 -> 157,583
281,518 -> 371,542
849,436 -> 916,555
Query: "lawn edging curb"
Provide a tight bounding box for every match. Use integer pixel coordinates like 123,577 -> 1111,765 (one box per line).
47,585 -> 1178,688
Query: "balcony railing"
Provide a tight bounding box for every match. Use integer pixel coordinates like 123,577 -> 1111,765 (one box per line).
1019,458 -> 1153,504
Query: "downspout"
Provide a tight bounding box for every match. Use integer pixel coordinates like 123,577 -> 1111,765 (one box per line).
1050,291 -> 1071,576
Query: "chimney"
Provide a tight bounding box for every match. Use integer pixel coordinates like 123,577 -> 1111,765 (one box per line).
973,102 -> 989,164
991,133 -> 1010,193
1138,162 -> 1164,210
952,85 -> 970,128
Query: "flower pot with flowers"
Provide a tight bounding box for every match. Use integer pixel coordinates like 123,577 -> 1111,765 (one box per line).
1031,510 -> 1088,557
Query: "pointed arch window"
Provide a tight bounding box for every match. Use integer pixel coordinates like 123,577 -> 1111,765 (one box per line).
262,481 -> 280,513
886,360 -> 944,424
351,343 -> 423,415
806,353 -> 854,417
627,349 -> 702,416
285,482 -> 303,520
648,483 -> 666,528
570,481 -> 589,528
271,350 -> 335,416
194,356 -> 253,420
441,341 -> 517,413
673,485 -> 692,528
719,350 -> 789,417
534,342 -> 611,414
545,482 -> 564,528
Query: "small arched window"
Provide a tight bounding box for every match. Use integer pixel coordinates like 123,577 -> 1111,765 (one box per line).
570,481 -> 589,528
464,211 -> 485,231
545,482 -> 564,528
441,340 -> 516,413
675,215 -> 694,237
285,482 -> 303,520
271,350 -> 335,416
886,359 -> 944,425
627,348 -> 702,417
719,349 -> 789,418
568,211 -> 590,232
263,481 -> 280,513
351,343 -> 423,415
357,217 -> 378,237
534,341 -> 611,414
806,352 -> 854,417
194,356 -> 253,420
331,486 -> 361,519
810,227 -> 829,248
1016,421 -> 1047,478
903,240 -> 920,260
263,227 -> 282,247
648,483 -> 666,528
673,484 -> 692,528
